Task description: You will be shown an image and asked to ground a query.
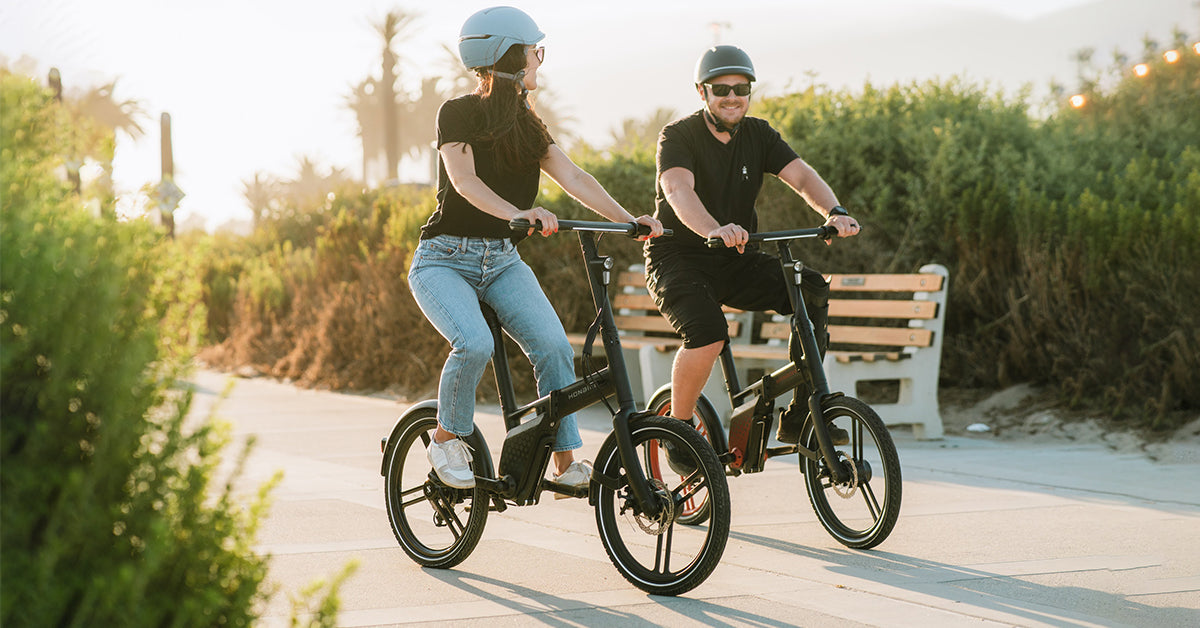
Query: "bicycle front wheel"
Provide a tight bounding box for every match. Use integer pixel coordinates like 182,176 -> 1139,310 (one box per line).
800,396 -> 901,549
383,406 -> 489,568
594,415 -> 730,596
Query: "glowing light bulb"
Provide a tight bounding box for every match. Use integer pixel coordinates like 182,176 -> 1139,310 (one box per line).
1069,94 -> 1086,108
1164,50 -> 1181,63
1133,63 -> 1149,77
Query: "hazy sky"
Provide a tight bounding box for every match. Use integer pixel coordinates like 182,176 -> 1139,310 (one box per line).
1,0 -> 1190,229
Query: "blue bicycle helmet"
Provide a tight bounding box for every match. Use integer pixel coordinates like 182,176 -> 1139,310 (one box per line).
458,6 -> 545,70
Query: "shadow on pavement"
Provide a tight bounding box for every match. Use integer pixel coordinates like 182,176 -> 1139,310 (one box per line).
424,569 -> 644,627
730,530 -> 1196,626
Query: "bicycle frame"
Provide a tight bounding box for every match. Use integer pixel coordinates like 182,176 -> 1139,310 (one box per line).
468,220 -> 665,513
706,227 -> 852,484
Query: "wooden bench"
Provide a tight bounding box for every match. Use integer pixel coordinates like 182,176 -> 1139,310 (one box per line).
570,264 -> 949,440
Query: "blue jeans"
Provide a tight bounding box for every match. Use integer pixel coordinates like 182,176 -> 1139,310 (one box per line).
408,235 -> 582,451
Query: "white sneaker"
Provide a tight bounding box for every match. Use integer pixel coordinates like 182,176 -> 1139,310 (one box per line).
427,438 -> 475,489
551,460 -> 593,499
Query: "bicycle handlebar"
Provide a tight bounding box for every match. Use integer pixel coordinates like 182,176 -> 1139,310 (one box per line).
509,218 -> 672,239
705,225 -> 839,248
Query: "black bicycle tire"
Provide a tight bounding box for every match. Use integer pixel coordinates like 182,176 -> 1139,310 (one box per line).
383,407 -> 489,568
594,415 -> 731,596
800,396 -> 901,549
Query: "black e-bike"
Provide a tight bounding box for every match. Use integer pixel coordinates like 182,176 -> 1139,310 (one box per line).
645,226 -> 902,549
380,220 -> 731,596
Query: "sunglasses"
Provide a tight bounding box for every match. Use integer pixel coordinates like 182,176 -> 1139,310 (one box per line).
705,82 -> 752,97
530,46 -> 545,63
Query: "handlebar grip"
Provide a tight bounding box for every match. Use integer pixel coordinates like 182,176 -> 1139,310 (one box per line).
705,237 -> 725,248
509,218 -> 541,232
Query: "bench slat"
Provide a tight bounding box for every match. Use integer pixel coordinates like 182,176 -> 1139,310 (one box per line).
614,293 -> 658,310
830,325 -> 932,347
830,298 -> 938,319
760,321 -> 932,347
618,271 -> 645,287
726,346 -> 914,363
824,273 -> 944,292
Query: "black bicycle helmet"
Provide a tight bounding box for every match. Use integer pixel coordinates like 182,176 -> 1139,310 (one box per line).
694,45 -> 756,84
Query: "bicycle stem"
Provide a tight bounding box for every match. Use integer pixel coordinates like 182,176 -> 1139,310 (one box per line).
578,232 -> 664,518
776,241 -> 852,485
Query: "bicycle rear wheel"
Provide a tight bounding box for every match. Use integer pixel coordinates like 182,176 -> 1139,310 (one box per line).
383,406 -> 489,568
594,415 -> 730,596
645,393 -> 722,526
800,396 -> 901,549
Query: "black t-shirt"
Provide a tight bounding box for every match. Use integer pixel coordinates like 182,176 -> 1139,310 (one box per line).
420,95 -> 546,240
646,110 -> 799,255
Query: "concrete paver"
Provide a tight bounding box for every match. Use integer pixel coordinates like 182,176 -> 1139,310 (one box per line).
186,370 -> 1200,627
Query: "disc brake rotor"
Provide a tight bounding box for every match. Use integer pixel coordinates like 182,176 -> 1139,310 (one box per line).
632,478 -> 675,535
831,451 -> 860,499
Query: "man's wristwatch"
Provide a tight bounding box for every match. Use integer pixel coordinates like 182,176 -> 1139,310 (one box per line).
828,205 -> 850,217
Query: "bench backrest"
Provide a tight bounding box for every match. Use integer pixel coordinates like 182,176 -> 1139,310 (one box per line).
757,271 -> 946,357
616,265 -> 949,360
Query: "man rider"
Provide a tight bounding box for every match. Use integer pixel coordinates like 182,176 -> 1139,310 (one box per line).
644,45 -> 861,451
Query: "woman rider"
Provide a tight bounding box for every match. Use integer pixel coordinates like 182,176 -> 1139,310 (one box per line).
408,6 -> 663,491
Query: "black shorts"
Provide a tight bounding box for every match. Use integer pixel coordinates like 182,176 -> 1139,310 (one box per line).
645,248 -> 828,349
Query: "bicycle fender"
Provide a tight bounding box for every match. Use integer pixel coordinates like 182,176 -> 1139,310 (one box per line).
378,399 -> 496,480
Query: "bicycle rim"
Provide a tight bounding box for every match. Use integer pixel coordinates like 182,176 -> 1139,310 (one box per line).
801,396 -> 901,549
595,416 -> 730,596
383,408 -> 488,568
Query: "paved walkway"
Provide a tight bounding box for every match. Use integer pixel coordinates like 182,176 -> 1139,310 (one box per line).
186,370 -> 1200,627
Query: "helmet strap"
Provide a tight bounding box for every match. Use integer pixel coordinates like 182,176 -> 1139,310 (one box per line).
703,107 -> 740,136
491,69 -> 529,99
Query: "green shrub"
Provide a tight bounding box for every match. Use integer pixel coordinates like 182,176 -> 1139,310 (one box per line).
1,71 -> 272,626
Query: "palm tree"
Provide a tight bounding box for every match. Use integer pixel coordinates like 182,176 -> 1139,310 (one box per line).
373,10 -> 419,183
241,172 -> 277,225
346,78 -> 383,183
73,80 -> 146,141
60,77 -> 147,216
404,76 -> 447,182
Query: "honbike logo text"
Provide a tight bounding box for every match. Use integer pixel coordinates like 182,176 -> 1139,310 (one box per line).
567,380 -> 601,400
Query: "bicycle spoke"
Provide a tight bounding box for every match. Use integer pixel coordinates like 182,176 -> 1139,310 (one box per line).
861,480 -> 882,520
673,477 -> 708,504
400,484 -> 430,509
653,524 -> 675,574
427,494 -> 465,540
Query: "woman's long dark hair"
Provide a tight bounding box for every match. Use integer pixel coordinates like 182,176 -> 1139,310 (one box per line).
473,44 -> 553,172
